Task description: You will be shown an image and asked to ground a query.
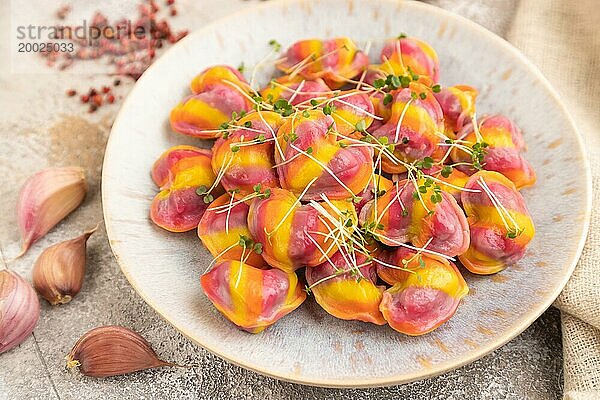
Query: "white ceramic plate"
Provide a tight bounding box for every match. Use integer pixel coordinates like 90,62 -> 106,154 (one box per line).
102,0 -> 592,387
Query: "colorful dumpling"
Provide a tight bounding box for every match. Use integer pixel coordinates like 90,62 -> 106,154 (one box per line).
201,260 -> 306,333
377,247 -> 468,335
276,38 -> 369,89
150,146 -> 222,232
433,85 -> 478,138
305,251 -> 386,325
190,65 -> 250,94
372,82 -> 444,174
460,170 -> 535,275
380,36 -> 440,83
211,111 -> 284,195
275,110 -> 373,200
330,90 -> 376,137
359,178 -> 470,257
247,188 -> 357,273
260,75 -> 331,106
198,193 -> 267,268
451,114 -> 536,189
170,87 -> 252,139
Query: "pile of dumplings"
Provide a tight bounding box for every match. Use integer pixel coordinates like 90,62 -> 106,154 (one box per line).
150,36 -> 536,336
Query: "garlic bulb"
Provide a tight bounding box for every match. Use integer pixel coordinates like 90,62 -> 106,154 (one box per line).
17,167 -> 87,257
0,270 -> 40,354
32,226 -> 97,305
66,326 -> 175,377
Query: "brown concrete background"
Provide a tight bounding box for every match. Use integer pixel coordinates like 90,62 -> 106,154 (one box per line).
0,1 -> 562,399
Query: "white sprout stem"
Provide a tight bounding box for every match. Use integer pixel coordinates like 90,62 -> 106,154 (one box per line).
438,141 -> 476,156
289,143 -> 356,198
204,242 -> 239,274
267,176 -> 318,236
209,193 -> 257,213
235,249 -> 245,287
287,79 -> 306,105
207,153 -> 235,196
355,69 -> 368,91
471,112 -> 484,143
427,175 -> 481,193
334,99 -> 384,121
375,180 -> 408,226
371,232 -> 456,261
229,137 -> 275,150
290,47 -> 343,79
478,177 -> 521,232
394,39 -> 406,70
225,190 -> 236,235
272,152 -> 303,168
285,52 -> 317,77
222,79 -> 272,110
256,109 -> 286,161
394,98 -> 413,143
304,228 -> 337,268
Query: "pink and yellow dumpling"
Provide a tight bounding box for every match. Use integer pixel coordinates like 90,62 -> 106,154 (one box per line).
305,251 -> 386,325
460,170 -> 535,275
451,114 -> 536,189
150,146 -> 222,232
359,178 -> 470,257
276,38 -> 369,89
211,111 -> 284,195
170,65 -> 253,139
433,85 -> 478,138
371,82 -> 444,174
379,36 -> 440,83
247,188 -> 357,273
275,110 -> 373,201
201,260 -> 306,333
377,247 -> 468,335
197,193 -> 267,268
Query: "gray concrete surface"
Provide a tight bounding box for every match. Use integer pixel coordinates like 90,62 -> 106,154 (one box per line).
0,0 -> 563,399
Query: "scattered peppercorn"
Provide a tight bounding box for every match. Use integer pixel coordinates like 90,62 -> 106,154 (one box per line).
66,89 -> 77,97
92,94 -> 103,107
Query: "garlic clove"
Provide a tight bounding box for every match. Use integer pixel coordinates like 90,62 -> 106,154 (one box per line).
66,326 -> 175,377
32,225 -> 97,305
0,270 -> 40,354
17,167 -> 87,257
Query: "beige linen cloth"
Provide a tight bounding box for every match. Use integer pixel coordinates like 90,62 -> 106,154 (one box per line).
506,0 -> 600,398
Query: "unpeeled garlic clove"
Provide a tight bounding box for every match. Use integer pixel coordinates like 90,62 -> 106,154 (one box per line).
17,167 -> 87,257
32,225 -> 97,305
0,269 -> 40,354
66,326 -> 175,377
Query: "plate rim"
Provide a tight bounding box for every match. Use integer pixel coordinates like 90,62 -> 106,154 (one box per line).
101,0 -> 593,388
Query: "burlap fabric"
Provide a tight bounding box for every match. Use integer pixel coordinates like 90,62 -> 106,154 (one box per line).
506,0 -> 600,398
